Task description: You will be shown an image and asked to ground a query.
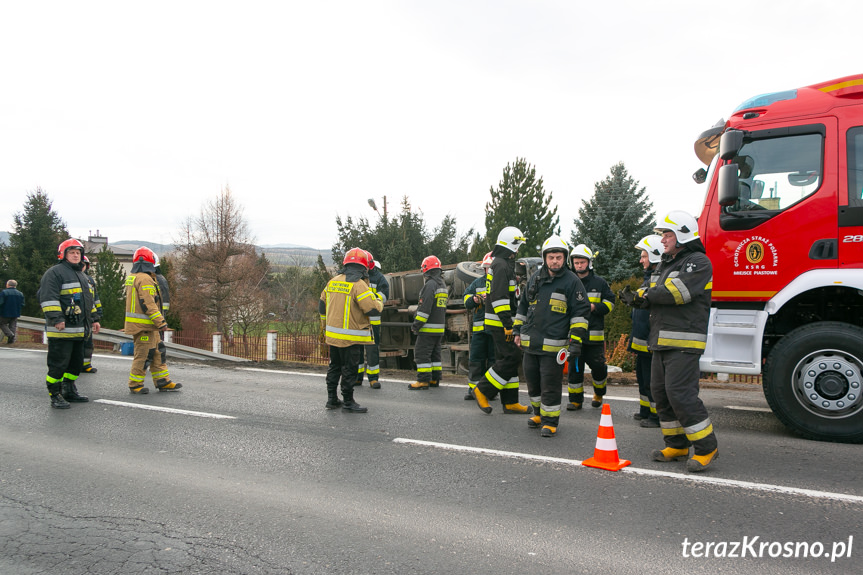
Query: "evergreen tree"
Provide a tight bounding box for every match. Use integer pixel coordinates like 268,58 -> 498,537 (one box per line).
484,158 -> 560,257
6,188 -> 69,316
571,162 -> 655,282
91,245 -> 126,330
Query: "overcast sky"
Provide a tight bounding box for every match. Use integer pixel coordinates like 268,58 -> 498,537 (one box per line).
1,1 -> 860,252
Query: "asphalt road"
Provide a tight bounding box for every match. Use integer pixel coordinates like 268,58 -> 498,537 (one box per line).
1,347 -> 861,575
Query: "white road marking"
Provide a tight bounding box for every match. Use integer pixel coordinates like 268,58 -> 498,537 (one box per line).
393,437 -> 863,505
94,399 -> 236,419
725,405 -> 773,413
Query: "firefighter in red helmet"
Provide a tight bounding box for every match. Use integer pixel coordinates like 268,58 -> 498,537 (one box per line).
408,255 -> 447,390
38,239 -> 100,408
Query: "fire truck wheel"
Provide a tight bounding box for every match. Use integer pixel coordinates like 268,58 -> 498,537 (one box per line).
763,321 -> 863,444
455,261 -> 484,284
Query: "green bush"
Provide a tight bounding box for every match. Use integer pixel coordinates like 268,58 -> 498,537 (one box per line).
604,275 -> 643,346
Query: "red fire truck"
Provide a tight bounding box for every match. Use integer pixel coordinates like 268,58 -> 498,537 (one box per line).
694,74 -> 863,442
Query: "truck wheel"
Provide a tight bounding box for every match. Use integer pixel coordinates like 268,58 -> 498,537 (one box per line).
455,261 -> 483,284
763,321 -> 863,443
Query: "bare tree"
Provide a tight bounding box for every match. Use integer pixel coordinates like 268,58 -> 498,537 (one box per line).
269,253 -> 321,336
174,186 -> 270,336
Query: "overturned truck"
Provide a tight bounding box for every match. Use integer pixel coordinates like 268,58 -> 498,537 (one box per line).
378,258 -> 541,373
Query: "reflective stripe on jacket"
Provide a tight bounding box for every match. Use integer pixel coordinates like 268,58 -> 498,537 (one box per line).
514,266 -> 589,355
124,273 -> 167,335
320,274 -> 383,347
39,261 -> 96,339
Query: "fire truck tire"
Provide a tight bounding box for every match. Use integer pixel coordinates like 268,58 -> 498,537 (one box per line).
455,261 -> 484,284
763,321 -> 863,444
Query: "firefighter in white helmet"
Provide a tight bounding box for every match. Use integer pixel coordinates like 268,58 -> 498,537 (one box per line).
619,210 -> 718,472
566,243 -> 616,411
472,227 -> 532,415
514,235 -> 589,437
463,252 -> 495,400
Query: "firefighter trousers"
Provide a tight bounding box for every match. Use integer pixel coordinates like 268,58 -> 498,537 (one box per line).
635,351 -> 656,419
327,345 -> 361,400
651,349 -> 717,456
46,338 -> 84,384
83,332 -> 94,368
357,325 -> 381,383
468,330 -> 495,387
414,332 -> 442,383
129,331 -> 169,388
476,328 -> 521,405
523,351 -> 564,428
567,343 -> 608,404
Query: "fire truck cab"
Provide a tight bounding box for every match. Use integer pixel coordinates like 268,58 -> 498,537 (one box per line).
696,75 -> 863,443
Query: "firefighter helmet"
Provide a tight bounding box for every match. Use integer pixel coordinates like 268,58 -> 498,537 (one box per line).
570,244 -> 594,269
541,235 -> 570,258
57,239 -> 84,260
654,210 -> 699,244
374,260 -> 381,270
364,250 -> 376,270
133,247 -> 157,265
496,226 -> 526,253
343,247 -> 371,268
82,255 -> 91,269
481,251 -> 494,268
635,235 -> 663,263
421,255 -> 441,273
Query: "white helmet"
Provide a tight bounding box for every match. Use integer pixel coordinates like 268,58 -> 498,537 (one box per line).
541,235 -> 569,258
374,260 -> 381,270
654,210 -> 699,244
481,251 -> 494,268
635,235 -> 663,264
570,243 -> 594,269
496,226 -> 527,253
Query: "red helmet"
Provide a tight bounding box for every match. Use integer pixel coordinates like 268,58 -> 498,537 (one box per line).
343,247 -> 371,268
133,247 -> 157,264
481,252 -> 494,268
421,255 -> 441,273
364,250 -> 375,270
82,255 -> 91,269
57,239 -> 84,260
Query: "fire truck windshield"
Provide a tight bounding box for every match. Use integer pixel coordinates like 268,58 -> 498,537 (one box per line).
724,131 -> 823,213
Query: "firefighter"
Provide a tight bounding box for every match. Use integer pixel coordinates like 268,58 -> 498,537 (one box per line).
38,239 -> 100,408
151,254 -> 171,371
472,226 -> 532,415
319,248 -> 382,412
409,255 -> 447,390
124,247 -> 181,394
619,210 -> 718,472
514,236 -> 589,437
463,252 -> 494,400
626,235 -> 663,427
357,252 -> 389,389
566,244 -> 615,410
80,256 -> 102,373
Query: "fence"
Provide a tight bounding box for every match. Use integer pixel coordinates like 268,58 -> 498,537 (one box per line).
171,329 -> 329,365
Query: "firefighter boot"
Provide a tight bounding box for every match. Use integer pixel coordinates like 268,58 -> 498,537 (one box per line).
566,402 -> 582,411
591,393 -> 603,408
48,383 -> 70,409
341,394 -> 368,413
155,378 -> 183,392
369,379 -> 381,389
82,365 -> 97,373
464,385 -> 475,400
651,447 -> 690,462
541,425 -> 557,438
129,385 -> 149,394
429,379 -> 440,388
473,387 -> 492,414
527,415 -> 541,429
61,379 -> 89,403
503,403 -> 533,414
408,381 -> 429,391
325,388 -> 342,409
640,416 -> 660,428
686,449 -> 719,472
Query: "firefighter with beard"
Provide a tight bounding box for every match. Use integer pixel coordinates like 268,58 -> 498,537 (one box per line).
38,239 -> 100,408
125,247 -> 181,394
357,252 -> 389,389
463,252 -> 494,400
80,256 -> 102,374
472,226 -> 532,415
409,255 -> 447,390
619,210 -> 718,472
566,244 -> 615,411
319,248 -> 382,412
626,235 -> 663,427
514,235 -> 589,437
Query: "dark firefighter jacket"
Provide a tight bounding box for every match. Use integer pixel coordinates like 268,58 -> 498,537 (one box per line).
39,260 -> 97,339
628,266 -> 657,354
367,266 -> 390,327
412,268 -> 447,334
484,248 -> 518,331
86,274 -> 102,323
578,269 -> 615,345
463,275 -> 487,332
513,265 -> 589,355
640,243 -> 713,353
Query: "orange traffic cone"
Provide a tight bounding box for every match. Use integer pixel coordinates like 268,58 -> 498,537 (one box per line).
582,403 -> 631,471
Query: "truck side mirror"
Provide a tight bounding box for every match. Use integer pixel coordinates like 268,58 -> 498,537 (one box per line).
717,163 -> 740,206
719,130 -> 744,161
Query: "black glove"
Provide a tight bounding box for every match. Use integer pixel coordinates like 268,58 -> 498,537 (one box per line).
568,340 -> 582,358
618,285 -> 636,306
